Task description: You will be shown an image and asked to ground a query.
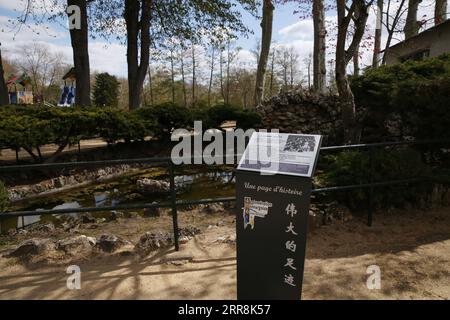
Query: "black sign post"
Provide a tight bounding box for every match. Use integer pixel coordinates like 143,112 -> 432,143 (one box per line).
236,133 -> 321,300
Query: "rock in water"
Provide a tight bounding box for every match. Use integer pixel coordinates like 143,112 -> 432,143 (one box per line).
136,178 -> 170,194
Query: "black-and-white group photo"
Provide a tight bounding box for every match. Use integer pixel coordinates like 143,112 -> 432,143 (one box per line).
283,135 -> 316,153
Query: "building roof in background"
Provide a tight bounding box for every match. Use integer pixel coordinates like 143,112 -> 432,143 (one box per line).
62,67 -> 76,80
386,19 -> 450,51
6,73 -> 32,86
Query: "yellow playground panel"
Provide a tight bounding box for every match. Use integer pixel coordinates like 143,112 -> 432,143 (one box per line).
6,73 -> 34,105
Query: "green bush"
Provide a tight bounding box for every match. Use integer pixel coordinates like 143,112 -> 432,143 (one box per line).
202,104 -> 262,130
395,77 -> 450,140
351,54 -> 450,141
235,109 -> 262,130
0,181 -> 9,212
138,103 -> 193,140
97,108 -> 150,143
318,148 -> 433,209
0,106 -> 137,160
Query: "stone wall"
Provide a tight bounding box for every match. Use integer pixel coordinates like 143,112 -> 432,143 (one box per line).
257,90 -> 343,145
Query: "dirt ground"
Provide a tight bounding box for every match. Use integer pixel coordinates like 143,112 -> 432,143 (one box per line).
0,138 -> 108,162
0,206 -> 449,300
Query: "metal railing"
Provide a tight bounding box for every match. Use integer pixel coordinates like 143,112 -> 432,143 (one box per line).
0,139 -> 448,251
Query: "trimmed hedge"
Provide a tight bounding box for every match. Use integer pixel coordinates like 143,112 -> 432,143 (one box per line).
204,104 -> 262,130
137,103 -> 193,140
0,103 -> 262,162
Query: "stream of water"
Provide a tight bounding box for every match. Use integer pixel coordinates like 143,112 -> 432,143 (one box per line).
0,166 -> 235,233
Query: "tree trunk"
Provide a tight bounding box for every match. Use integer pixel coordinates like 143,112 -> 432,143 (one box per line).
307,57 -> 311,89
220,50 -> 225,101
289,51 -> 294,89
313,0 -> 326,93
226,42 -> 231,105
336,0 -> 369,144
148,66 -> 154,105
404,0 -> 422,39
254,0 -> 274,107
269,50 -> 275,95
283,56 -> 288,88
0,46 -> 9,105
170,49 -> 175,103
180,53 -> 187,107
124,0 -> 151,111
191,44 -> 196,106
208,46 -> 215,107
435,0 -> 447,25
67,0 -> 90,106
372,0 -> 383,68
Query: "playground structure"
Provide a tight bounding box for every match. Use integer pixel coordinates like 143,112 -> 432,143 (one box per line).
58,67 -> 76,107
5,67 -> 77,107
6,73 -> 33,105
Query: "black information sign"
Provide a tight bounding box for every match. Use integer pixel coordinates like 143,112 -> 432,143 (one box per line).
236,133 -> 321,300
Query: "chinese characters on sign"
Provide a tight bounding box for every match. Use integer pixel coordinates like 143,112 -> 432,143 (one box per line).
284,204 -> 298,287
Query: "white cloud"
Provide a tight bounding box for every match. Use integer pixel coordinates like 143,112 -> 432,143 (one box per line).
236,49 -> 256,67
89,42 -> 127,76
278,20 -> 314,41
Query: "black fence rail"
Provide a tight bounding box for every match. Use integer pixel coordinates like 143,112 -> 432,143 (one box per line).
0,139 -> 449,251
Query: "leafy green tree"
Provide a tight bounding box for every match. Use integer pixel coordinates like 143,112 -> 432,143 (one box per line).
93,73 -> 120,108
91,0 -> 258,110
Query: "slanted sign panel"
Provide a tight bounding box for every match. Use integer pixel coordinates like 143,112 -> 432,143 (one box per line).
236,132 -> 322,300
237,132 -> 322,178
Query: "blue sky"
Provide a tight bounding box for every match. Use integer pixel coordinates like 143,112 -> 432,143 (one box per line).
0,0 -> 437,78
0,0 -> 316,77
